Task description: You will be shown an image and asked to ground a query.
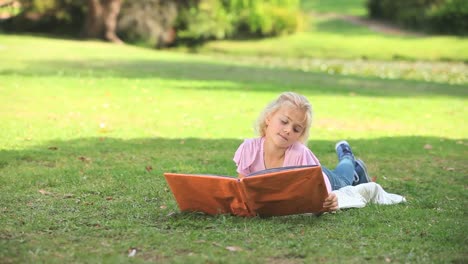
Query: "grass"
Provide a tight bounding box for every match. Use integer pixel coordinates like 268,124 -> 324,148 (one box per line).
0,33 -> 467,263
301,0 -> 368,16
201,24 -> 468,62
195,1 -> 468,63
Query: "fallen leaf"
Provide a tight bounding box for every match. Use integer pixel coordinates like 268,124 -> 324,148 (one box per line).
445,167 -> 455,171
145,166 -> 152,172
225,246 -> 242,252
160,205 -> 167,209
38,189 -> 52,196
371,176 -> 377,182
385,257 -> 391,263
423,144 -> 433,150
63,194 -> 74,199
106,196 -> 113,201
128,248 -> 137,257
166,212 -> 176,217
78,156 -> 91,163
48,146 -> 58,150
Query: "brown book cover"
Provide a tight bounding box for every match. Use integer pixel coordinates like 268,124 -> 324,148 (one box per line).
164,165 -> 328,217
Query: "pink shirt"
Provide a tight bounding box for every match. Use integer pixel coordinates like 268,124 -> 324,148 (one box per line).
233,137 -> 332,192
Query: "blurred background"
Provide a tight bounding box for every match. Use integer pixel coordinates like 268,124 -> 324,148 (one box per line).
1,0 -> 466,49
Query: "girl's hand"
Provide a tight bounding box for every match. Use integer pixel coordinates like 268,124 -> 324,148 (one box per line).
323,193 -> 338,212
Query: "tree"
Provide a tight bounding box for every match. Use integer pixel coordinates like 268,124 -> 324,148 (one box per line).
117,0 -> 182,48
82,0 -> 122,43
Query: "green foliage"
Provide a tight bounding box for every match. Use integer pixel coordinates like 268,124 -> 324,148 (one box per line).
3,0 -> 301,45
2,0 -> 86,34
426,0 -> 468,35
229,0 -> 301,36
118,0 -> 178,47
177,0 -> 234,40
177,0 -> 301,42
367,0 -> 468,35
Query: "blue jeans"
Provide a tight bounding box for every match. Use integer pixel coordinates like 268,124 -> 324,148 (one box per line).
322,158 -> 355,191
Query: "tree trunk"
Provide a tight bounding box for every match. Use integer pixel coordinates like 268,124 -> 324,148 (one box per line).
102,0 -> 122,43
82,0 -> 122,43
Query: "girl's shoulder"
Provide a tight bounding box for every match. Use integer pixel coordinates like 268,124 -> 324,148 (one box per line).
286,142 -> 320,165
235,137 -> 263,156
289,141 -> 311,153
234,138 -> 264,175
241,137 -> 263,148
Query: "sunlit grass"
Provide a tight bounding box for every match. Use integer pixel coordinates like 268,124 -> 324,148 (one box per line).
202,28 -> 468,62
0,34 -> 467,263
195,1 -> 468,62
301,0 -> 368,16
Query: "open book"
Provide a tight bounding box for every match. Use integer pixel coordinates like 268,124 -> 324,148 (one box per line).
164,165 -> 328,217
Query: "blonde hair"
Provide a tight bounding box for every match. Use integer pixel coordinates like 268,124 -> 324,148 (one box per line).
255,92 -> 313,143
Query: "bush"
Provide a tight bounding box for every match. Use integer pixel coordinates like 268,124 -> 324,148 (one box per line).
1,0 -> 85,34
176,0 -> 233,41
367,0 -> 468,35
118,0 -> 179,47
1,0 -> 302,47
176,0 -> 301,42
230,0 -> 300,36
427,0 -> 468,35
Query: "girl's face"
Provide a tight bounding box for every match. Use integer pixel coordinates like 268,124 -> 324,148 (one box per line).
265,105 -> 306,148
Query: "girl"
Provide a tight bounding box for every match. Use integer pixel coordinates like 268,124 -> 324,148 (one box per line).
233,92 -> 370,212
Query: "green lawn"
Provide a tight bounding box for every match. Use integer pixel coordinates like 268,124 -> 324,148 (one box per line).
201,24 -> 468,62
196,0 -> 468,63
301,0 -> 368,16
0,34 -> 467,263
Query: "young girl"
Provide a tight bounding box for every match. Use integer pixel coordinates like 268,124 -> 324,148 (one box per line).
233,92 -> 370,212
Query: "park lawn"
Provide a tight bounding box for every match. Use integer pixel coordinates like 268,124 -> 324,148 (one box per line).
195,0 -> 468,62
0,34 -> 467,263
301,0 -> 368,16
200,21 -> 468,62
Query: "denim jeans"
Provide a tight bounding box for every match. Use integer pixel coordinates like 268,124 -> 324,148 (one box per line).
322,158 -> 355,191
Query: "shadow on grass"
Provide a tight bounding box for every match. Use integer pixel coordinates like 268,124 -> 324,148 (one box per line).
314,19 -> 376,36
1,136 -> 465,197
1,58 -> 467,98
0,136 -> 465,263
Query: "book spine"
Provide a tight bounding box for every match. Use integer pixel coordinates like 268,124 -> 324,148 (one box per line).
238,179 -> 255,217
